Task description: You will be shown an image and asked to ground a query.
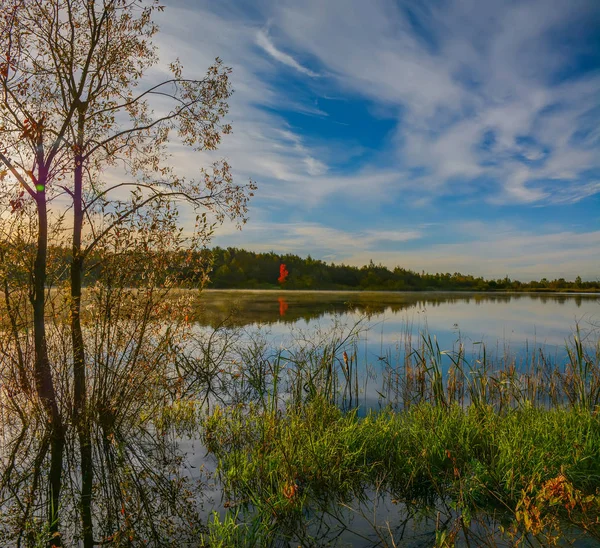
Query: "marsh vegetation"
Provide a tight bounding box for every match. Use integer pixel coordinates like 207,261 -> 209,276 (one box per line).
195,306 -> 600,547
0,1 -> 598,546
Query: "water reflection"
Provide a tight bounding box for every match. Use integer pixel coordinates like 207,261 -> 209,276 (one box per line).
278,296 -> 288,317
194,290 -> 600,355
194,290 -> 599,329
1,289 -> 598,546
0,284 -> 208,547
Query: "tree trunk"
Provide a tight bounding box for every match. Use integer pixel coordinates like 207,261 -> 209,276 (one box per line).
31,177 -> 64,546
72,126 -> 94,547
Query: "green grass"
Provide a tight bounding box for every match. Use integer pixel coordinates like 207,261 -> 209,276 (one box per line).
195,323 -> 600,546
202,399 -> 600,546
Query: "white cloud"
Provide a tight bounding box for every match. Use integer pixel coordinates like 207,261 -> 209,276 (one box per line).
152,5 -> 340,208
156,1 -> 599,280
160,0 -> 600,209
370,226 -> 600,281
214,221 -> 423,257
256,30 -> 319,77
269,0 -> 600,205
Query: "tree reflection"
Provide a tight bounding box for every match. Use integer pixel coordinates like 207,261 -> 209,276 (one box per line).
192,290 -> 600,328
0,251 -> 218,545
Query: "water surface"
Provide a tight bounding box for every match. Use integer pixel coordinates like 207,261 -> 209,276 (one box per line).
188,291 -> 600,546
195,290 -> 600,362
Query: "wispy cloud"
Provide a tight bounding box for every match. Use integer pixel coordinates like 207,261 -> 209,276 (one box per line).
273,0 -> 600,205
159,0 -> 600,278
256,30 -> 319,77
214,221 -> 422,257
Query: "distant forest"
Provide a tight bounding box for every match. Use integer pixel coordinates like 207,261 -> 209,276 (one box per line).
203,247 -> 598,292
41,245 -> 598,292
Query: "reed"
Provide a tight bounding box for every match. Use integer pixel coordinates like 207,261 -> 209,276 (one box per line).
200,323 -> 600,546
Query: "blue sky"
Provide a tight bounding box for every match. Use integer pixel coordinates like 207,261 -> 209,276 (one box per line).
159,0 -> 600,281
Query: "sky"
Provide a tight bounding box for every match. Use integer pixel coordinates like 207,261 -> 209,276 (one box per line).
157,0 -> 600,281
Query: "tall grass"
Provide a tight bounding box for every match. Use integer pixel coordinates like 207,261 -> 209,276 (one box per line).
199,323 -> 600,547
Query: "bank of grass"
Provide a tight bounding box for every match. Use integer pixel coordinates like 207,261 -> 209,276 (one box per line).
198,327 -> 600,547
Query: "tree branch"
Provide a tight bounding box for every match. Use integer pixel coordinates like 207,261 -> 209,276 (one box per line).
0,151 -> 36,198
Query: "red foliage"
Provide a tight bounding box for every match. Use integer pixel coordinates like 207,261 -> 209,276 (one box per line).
278,263 -> 289,284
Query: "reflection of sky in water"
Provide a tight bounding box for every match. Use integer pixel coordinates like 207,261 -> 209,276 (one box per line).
192,293 -> 600,408
242,296 -> 599,361
187,295 -> 600,541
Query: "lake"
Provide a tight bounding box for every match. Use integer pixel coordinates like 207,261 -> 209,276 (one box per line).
194,290 -> 600,386
183,290 -> 600,547
195,290 -> 599,341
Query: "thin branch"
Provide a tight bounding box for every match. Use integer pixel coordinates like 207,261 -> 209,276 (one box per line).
0,151 -> 36,198
82,188 -> 219,259
89,78 -> 208,117
85,99 -> 207,158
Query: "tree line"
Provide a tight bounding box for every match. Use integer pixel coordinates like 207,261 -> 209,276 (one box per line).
203,247 -> 598,291
41,245 -> 596,292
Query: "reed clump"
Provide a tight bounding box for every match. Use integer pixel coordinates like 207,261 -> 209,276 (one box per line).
201,326 -> 600,547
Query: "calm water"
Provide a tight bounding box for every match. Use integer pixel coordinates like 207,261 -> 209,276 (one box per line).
185,291 -> 600,547
193,290 -> 600,411
195,289 -> 600,365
